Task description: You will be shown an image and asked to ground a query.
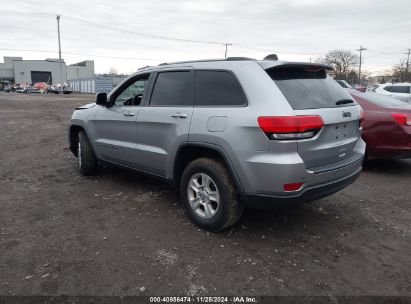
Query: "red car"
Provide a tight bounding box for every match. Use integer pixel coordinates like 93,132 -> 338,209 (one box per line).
349,90 -> 411,159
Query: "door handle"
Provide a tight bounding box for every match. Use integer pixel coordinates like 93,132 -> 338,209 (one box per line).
123,112 -> 135,117
171,113 -> 188,118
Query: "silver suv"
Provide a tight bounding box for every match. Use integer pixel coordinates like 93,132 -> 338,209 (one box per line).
68,57 -> 365,231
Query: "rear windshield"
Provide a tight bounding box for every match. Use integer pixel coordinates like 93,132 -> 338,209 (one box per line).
266,66 -> 353,110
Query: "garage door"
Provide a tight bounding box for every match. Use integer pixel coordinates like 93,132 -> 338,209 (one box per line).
31,71 -> 52,84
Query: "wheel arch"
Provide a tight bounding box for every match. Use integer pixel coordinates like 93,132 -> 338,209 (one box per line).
69,124 -> 89,157
172,143 -> 245,194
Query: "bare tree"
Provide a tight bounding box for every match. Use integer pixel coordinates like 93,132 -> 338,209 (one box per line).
319,49 -> 359,81
392,59 -> 407,82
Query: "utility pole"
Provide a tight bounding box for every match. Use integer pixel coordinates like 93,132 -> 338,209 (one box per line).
405,48 -> 410,82
56,14 -> 63,94
224,43 -> 232,58
357,45 -> 367,85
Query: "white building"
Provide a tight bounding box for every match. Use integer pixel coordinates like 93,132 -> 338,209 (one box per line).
0,57 -> 22,83
0,56 -> 94,84
67,60 -> 95,80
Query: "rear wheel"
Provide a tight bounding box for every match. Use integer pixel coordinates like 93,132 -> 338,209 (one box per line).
180,158 -> 244,232
77,131 -> 98,176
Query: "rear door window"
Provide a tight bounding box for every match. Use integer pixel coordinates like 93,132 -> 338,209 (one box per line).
150,71 -> 192,106
266,66 -> 353,110
195,70 -> 247,106
389,86 -> 410,93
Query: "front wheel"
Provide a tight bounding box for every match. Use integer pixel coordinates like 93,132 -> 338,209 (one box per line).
180,158 -> 244,232
77,131 -> 98,176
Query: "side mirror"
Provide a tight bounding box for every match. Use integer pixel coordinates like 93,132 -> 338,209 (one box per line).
96,92 -> 107,106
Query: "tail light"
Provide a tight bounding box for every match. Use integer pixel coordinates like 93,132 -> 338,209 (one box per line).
258,116 -> 324,140
391,113 -> 411,126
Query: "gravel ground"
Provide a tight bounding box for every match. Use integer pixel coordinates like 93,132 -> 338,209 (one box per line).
0,92 -> 410,297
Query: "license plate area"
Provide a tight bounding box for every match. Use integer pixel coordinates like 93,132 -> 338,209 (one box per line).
334,122 -> 350,140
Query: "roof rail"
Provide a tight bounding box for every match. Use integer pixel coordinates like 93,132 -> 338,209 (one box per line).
225,57 -> 255,61
158,59 -> 224,66
158,57 -> 257,66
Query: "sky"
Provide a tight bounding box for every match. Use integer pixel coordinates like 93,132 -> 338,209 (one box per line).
1,0 -> 410,76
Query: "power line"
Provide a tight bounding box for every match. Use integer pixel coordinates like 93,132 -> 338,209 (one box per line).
0,10 -> 330,56
1,10 -> 55,17
61,15 -> 226,46
367,49 -> 406,55
232,43 -> 327,55
0,48 -> 161,61
1,9 -> 409,68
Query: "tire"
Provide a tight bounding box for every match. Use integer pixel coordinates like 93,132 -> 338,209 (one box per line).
77,130 -> 98,176
180,158 -> 244,232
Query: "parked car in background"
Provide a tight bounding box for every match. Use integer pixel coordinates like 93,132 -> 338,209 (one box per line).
353,84 -> 367,93
335,80 -> 366,92
47,84 -> 73,94
349,90 -> 411,160
30,82 -> 48,94
69,57 -> 365,231
367,84 -> 379,92
375,83 -> 411,103
16,86 -> 28,93
63,85 -> 73,94
336,80 -> 352,89
47,85 -> 60,94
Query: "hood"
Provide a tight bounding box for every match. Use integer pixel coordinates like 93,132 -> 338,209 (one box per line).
75,103 -> 96,110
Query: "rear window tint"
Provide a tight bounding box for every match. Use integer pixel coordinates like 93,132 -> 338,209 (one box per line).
266,66 -> 352,110
150,71 -> 192,106
195,70 -> 246,106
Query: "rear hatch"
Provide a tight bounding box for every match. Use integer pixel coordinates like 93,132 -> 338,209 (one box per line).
265,64 -> 363,170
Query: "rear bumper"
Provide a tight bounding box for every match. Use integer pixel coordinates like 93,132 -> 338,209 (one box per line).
368,146 -> 411,160
242,165 -> 362,208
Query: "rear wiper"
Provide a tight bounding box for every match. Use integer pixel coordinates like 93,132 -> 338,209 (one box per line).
336,99 -> 354,105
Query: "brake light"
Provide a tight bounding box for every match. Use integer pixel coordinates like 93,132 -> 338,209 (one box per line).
391,113 -> 410,126
305,66 -> 322,72
258,116 -> 324,140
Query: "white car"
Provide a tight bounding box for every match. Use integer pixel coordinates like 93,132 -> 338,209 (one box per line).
374,83 -> 411,103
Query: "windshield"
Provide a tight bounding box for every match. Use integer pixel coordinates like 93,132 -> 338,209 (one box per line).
266,65 -> 354,110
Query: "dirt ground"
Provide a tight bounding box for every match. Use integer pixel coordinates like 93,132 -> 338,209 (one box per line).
0,92 -> 410,297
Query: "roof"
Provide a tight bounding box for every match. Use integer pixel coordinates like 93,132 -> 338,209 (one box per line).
136,57 -> 332,72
